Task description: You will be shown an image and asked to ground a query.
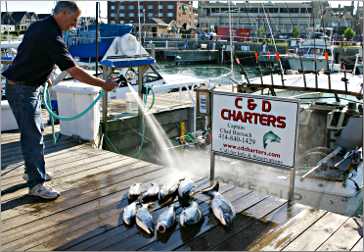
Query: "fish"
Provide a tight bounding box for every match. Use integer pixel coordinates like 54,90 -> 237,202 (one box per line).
128,183 -> 144,202
263,131 -> 281,149
179,201 -> 203,227
158,182 -> 179,204
202,181 -> 235,226
142,183 -> 160,203
178,178 -> 194,201
136,204 -> 154,235
156,204 -> 176,233
122,201 -> 138,226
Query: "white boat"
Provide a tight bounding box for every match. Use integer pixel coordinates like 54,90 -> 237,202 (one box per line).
287,38 -> 340,72
353,49 -> 363,75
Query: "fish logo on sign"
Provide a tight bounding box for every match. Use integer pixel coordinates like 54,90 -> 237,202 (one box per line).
263,131 -> 281,149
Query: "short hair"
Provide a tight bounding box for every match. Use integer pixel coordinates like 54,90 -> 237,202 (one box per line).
53,1 -> 80,15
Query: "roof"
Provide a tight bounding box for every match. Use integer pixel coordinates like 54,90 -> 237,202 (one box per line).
150,18 -> 168,26
38,14 -> 51,20
0,11 -> 37,25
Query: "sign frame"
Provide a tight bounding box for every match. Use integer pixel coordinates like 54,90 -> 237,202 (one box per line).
210,90 -> 300,204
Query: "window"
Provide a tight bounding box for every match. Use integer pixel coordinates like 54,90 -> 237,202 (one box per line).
119,13 -> 125,17
148,13 -> 153,17
167,12 -> 174,17
168,4 -> 174,10
268,8 -> 278,13
148,5 -> 153,10
139,5 -> 143,10
280,8 -> 288,13
290,8 -> 299,13
119,5 -> 125,10
110,5 -> 115,10
128,5 -> 135,10
110,13 -> 116,17
129,13 -> 135,17
158,13 -> 164,17
159,5 -> 163,9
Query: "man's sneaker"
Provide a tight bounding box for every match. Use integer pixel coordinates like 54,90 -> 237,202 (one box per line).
29,184 -> 60,199
23,172 -> 52,182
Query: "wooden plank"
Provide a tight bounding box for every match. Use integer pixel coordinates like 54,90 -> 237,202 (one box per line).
176,195 -> 286,251
248,208 -> 327,251
1,140 -> 78,166
1,160 -> 160,228
283,212 -> 349,251
211,218 -> 276,251
52,178 -> 213,251
261,202 -> 306,225
2,148 -> 113,187
137,188 -> 259,252
351,238 -> 363,251
2,144 -> 96,177
4,169 -> 193,251
1,152 -> 126,202
64,183 -> 237,251
317,217 -> 363,251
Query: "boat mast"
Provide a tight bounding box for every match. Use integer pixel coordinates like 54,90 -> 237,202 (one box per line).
285,2 -> 307,88
319,3 -> 340,102
260,2 -> 284,80
311,2 -> 318,90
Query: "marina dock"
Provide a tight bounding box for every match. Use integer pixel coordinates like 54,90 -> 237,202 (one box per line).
1,105 -> 362,251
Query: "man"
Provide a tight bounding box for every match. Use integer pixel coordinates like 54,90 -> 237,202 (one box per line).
2,1 -> 118,199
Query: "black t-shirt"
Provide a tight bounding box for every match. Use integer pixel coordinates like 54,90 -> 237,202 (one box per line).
2,16 -> 76,86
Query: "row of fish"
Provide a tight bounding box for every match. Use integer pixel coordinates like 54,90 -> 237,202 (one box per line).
122,180 -> 235,235
128,178 -> 194,205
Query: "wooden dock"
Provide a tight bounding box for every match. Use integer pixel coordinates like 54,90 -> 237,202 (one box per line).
1,116 -> 363,251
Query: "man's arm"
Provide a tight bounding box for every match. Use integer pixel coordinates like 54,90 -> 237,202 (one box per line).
67,66 -> 118,91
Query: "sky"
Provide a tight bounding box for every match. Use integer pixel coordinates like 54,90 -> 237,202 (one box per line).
0,0 -> 362,19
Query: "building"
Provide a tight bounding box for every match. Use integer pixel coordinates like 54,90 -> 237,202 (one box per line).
1,11 -> 38,33
323,4 -> 355,34
198,1 -> 327,38
107,1 -> 194,36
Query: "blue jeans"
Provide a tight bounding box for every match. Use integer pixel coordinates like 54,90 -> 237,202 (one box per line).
6,82 -> 46,189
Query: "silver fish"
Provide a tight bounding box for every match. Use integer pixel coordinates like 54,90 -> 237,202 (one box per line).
122,202 -> 138,226
158,182 -> 179,204
142,183 -> 160,202
179,201 -> 203,227
156,204 -> 176,233
203,181 -> 235,226
136,205 -> 154,235
178,178 -> 194,201
128,183 -> 143,202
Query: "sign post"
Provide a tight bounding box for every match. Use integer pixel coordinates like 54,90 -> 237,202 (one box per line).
210,91 -> 299,204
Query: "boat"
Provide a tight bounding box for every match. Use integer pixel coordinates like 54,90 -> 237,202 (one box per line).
64,23 -> 133,61
353,49 -> 363,75
286,37 -> 340,73
218,62 -> 363,216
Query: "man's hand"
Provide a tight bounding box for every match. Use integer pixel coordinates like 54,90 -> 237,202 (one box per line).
102,79 -> 119,92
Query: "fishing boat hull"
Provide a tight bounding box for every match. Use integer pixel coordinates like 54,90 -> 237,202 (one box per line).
287,55 -> 338,72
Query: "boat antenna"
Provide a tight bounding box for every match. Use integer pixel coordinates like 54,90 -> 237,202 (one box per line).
260,2 -> 284,88
95,2 -> 100,76
137,0 -> 142,56
227,0 -> 234,91
319,3 -> 340,102
285,2 -> 307,88
311,2 -> 319,90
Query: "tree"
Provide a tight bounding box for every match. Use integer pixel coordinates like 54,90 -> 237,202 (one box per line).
257,26 -> 266,40
343,27 -> 355,41
292,26 -> 300,38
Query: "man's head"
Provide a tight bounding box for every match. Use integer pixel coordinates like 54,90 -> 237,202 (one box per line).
53,1 -> 81,31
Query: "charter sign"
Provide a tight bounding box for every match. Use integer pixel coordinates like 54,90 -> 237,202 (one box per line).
212,92 -> 299,168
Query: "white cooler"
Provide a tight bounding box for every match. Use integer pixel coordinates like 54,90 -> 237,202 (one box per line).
1,100 -> 18,131
53,80 -> 101,141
